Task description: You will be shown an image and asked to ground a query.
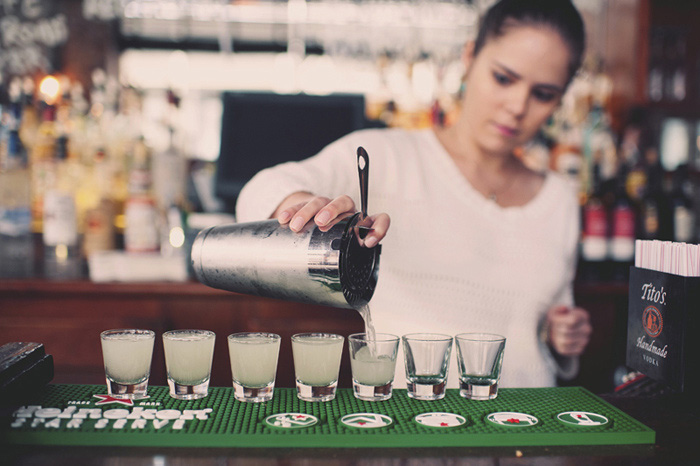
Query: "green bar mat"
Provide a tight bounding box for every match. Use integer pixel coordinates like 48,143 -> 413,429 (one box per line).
1,385 -> 654,448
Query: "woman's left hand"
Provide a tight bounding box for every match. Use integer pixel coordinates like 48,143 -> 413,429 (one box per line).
546,305 -> 592,357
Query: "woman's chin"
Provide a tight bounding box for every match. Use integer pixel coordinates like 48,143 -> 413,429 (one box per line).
478,137 -> 519,157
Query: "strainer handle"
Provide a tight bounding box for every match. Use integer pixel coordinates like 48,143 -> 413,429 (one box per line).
357,146 -> 369,219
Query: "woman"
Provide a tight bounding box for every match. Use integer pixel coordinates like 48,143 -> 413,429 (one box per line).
236,0 -> 592,388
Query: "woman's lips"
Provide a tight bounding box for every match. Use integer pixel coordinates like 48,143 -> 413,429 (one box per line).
493,123 -> 519,138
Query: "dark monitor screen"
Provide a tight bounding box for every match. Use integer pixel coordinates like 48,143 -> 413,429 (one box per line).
215,91 -> 369,213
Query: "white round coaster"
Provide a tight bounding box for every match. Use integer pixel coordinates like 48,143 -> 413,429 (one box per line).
264,413 -> 318,429
340,413 -> 393,429
414,412 -> 467,428
556,411 -> 609,427
486,412 -> 538,427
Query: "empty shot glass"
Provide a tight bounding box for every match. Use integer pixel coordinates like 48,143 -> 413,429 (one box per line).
402,333 -> 453,401
348,333 -> 400,401
455,333 -> 506,400
291,333 -> 344,402
228,332 -> 281,403
100,329 -> 155,399
163,329 -> 216,400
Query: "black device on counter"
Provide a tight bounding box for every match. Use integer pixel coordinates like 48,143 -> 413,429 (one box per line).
0,342 -> 54,410
215,91 -> 371,214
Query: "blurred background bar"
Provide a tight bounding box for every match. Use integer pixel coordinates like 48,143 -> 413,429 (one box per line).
1,0 -> 699,393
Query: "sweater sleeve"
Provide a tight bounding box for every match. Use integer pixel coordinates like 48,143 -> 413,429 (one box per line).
235,131 -> 362,222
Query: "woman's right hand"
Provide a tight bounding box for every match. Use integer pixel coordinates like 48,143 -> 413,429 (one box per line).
272,191 -> 390,248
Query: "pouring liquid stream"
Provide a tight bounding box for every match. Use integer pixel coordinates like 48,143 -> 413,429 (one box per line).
356,303 -> 378,357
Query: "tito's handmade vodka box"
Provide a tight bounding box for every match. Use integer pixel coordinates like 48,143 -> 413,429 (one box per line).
626,267 -> 699,395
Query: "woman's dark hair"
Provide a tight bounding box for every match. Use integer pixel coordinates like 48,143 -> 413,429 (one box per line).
473,0 -> 586,82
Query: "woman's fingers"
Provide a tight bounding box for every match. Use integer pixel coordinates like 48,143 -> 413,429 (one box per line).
287,196 -> 333,232
274,191 -> 316,224
277,194 -> 390,248
363,213 -> 391,248
277,204 -> 301,224
548,307 -> 592,357
314,195 -> 356,227
551,327 -> 590,355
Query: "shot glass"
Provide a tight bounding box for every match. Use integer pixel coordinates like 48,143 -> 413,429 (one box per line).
402,333 -> 453,401
228,332 -> 281,403
100,329 -> 155,399
163,329 -> 216,400
348,333 -> 400,401
455,333 -> 506,400
291,333 -> 344,402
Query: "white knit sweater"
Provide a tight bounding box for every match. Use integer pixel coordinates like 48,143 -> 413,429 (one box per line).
237,128 -> 580,388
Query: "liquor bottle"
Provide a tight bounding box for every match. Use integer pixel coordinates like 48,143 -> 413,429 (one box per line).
153,90 -> 188,257
153,90 -> 186,212
580,164 -> 609,281
153,132 -> 185,213
664,32 -> 687,102
637,157 -> 669,240
609,165 -> 636,281
0,73 -> 7,104
582,64 -> 617,198
30,103 -> 58,234
0,88 -> 35,278
86,70 -> 129,235
669,166 -> 696,243
124,137 -> 160,253
67,82 -> 89,165
550,122 -> 584,200
82,148 -> 116,257
584,104 -> 617,186
18,77 -> 39,154
618,111 -> 648,204
43,133 -> 81,279
647,31 -> 664,102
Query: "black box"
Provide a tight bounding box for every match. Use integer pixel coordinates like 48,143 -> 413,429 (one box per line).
626,267 -> 699,395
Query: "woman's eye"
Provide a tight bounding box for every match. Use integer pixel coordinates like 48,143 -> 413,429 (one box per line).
493,72 -> 511,85
532,89 -> 556,103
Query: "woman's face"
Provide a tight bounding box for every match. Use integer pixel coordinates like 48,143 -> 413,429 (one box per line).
461,24 -> 571,156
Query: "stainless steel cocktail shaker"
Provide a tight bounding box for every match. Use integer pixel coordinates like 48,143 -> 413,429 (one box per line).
191,213 -> 380,309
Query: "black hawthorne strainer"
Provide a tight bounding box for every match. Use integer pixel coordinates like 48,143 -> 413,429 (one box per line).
339,213 -> 380,307
338,147 -> 381,307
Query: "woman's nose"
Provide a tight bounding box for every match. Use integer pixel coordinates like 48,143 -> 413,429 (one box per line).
505,86 -> 529,119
